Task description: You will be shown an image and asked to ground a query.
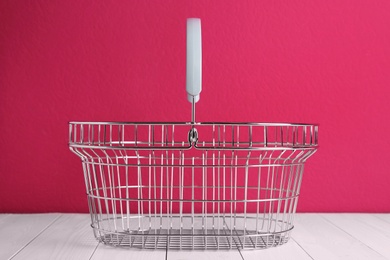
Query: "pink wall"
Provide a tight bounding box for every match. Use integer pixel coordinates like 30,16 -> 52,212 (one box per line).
1,0 -> 389,213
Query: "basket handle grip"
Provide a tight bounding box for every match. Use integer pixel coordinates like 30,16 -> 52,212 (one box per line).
186,18 -> 202,103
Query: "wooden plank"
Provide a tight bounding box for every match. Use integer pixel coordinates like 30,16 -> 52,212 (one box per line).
167,249 -> 242,260
91,244 -> 166,260
0,214 -> 10,220
0,214 -> 60,260
12,214 -> 98,260
374,214 -> 390,224
324,214 -> 390,259
293,214 -> 386,260
240,239 -> 313,260
3,214 -> 389,259
356,214 -> 390,237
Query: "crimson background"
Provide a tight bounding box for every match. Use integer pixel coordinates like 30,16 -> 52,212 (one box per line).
1,0 -> 389,213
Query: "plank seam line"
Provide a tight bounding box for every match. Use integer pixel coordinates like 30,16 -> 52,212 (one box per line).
88,241 -> 100,260
8,214 -> 63,260
352,215 -> 390,240
236,247 -> 245,260
290,237 -> 315,260
0,214 -> 11,222
320,215 -> 388,259
373,215 -> 390,225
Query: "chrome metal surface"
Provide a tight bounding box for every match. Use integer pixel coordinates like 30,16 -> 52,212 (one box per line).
69,122 -> 318,250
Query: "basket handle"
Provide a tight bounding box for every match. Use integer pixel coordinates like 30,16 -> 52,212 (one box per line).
186,18 -> 202,104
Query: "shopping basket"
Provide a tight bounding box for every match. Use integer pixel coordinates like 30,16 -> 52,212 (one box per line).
69,18 -> 318,250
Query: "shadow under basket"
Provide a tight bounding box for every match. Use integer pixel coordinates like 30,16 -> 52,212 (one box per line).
69,122 -> 318,250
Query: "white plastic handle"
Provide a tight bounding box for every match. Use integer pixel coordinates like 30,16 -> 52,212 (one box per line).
186,18 -> 202,103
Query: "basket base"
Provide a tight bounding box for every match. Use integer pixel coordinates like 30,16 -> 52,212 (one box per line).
91,215 -> 294,250
95,228 -> 291,250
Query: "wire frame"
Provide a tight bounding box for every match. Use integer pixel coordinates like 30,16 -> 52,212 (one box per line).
69,122 -> 318,250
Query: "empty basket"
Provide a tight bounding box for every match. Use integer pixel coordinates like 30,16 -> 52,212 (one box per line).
69,18 -> 318,250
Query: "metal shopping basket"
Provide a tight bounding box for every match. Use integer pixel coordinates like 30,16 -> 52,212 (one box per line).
69,19 -> 318,250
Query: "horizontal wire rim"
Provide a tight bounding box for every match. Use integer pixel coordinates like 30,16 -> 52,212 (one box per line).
87,194 -> 299,203
69,121 -> 318,250
69,121 -> 319,127
92,227 -> 294,237
69,144 -> 318,150
80,161 -> 310,168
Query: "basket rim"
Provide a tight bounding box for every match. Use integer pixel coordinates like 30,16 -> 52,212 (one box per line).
69,121 -> 319,151
69,143 -> 318,151
68,121 -> 319,127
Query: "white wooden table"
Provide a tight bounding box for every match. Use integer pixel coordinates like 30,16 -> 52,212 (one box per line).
1,214 -> 389,260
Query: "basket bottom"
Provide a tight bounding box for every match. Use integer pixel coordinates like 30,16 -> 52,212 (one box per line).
94,228 -> 291,250
91,215 -> 294,250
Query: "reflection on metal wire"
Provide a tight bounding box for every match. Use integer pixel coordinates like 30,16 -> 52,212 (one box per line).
69,122 -> 318,250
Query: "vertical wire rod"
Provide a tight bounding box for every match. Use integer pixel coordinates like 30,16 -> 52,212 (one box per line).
191,97 -> 196,124
69,122 -> 318,250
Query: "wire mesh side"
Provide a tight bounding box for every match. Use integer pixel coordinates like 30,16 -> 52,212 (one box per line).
69,122 -> 317,250
71,147 -> 315,250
